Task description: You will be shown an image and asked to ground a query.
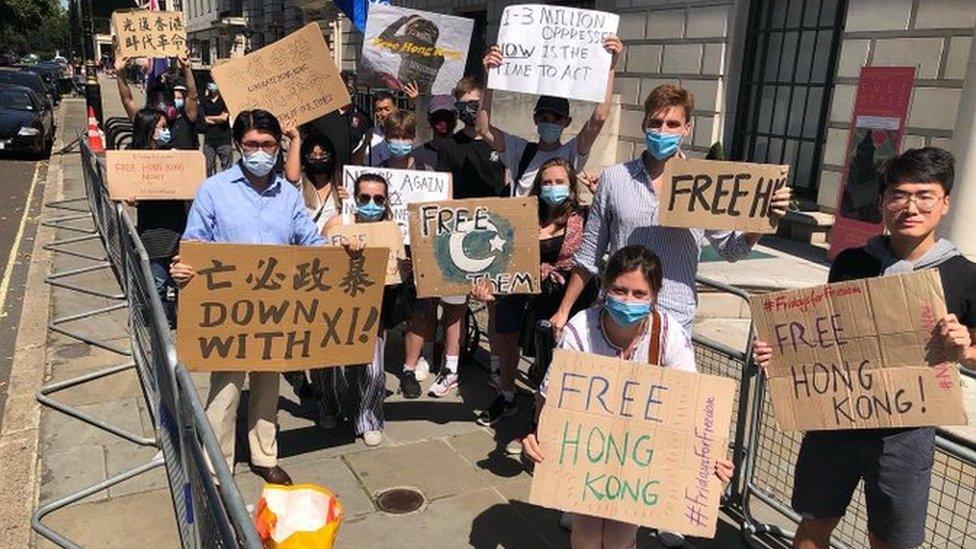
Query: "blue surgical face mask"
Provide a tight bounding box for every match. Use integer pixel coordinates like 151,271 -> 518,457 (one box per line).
206,83 -> 218,94
540,184 -> 570,206
174,97 -> 185,110
604,294 -> 652,326
242,150 -> 276,177
155,127 -> 171,145
387,140 -> 413,158
356,201 -> 385,221
645,129 -> 681,160
537,122 -> 564,144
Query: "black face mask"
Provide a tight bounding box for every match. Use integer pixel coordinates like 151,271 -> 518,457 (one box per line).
305,159 -> 335,177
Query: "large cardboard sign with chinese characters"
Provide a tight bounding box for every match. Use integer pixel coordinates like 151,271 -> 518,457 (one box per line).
211,23 -> 350,126
112,10 -> 187,59
325,221 -> 405,286
748,269 -> 967,431
176,242 -> 386,371
658,158 -> 789,234
105,150 -> 206,200
529,350 -> 735,538
407,197 -> 540,298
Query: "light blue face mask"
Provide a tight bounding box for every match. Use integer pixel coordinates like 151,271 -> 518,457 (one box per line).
645,129 -> 681,160
206,83 -> 218,94
242,150 -> 276,177
537,122 -> 564,144
387,140 -> 413,159
540,184 -> 570,206
604,294 -> 652,326
174,97 -> 185,110
356,201 -> 385,221
155,127 -> 171,145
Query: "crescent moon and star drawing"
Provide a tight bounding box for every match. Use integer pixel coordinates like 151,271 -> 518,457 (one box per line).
433,209 -> 515,283
448,218 -> 507,272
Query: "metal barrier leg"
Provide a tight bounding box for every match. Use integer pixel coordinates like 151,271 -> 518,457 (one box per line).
44,233 -> 108,262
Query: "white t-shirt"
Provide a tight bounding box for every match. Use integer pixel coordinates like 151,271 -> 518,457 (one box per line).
503,133 -> 587,197
539,306 -> 697,399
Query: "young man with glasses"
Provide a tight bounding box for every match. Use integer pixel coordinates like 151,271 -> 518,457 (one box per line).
752,147 -> 976,549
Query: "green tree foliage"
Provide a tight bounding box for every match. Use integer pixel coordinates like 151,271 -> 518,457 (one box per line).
0,0 -> 71,58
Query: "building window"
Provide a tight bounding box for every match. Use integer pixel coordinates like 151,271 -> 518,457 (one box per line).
732,0 -> 847,203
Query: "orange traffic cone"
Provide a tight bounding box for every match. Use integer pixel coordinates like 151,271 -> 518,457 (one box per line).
87,106 -> 105,152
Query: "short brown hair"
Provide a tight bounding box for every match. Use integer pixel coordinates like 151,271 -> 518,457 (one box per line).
603,245 -> 663,293
383,110 -> 416,140
643,84 -> 694,123
453,76 -> 483,100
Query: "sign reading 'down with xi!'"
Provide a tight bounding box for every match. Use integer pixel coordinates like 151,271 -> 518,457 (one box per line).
658,158 -> 789,234
530,350 -> 735,538
212,23 -> 350,126
748,269 -> 967,431
112,10 -> 187,59
488,4 -> 619,102
407,197 -> 540,298
104,150 -> 206,200
176,242 -> 387,372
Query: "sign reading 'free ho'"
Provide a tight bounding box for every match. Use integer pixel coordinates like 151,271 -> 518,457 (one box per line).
488,4 -> 619,103
658,158 -> 789,234
176,242 -> 387,372
748,269 -> 967,431
104,149 -> 206,200
529,350 -> 735,538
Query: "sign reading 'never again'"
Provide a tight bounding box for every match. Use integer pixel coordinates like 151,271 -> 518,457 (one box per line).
530,350 -> 735,538
176,242 -> 387,372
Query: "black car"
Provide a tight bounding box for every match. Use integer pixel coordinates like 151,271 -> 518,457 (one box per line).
20,65 -> 61,105
0,84 -> 55,156
0,68 -> 52,111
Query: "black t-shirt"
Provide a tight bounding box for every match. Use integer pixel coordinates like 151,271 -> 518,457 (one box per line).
201,95 -> 231,146
830,246 -> 976,327
436,130 -> 507,199
169,112 -> 198,150
303,108 -> 371,171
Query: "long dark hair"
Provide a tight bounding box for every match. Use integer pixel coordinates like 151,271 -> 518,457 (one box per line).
300,135 -> 340,211
129,107 -> 166,150
530,157 -> 582,227
354,173 -> 393,221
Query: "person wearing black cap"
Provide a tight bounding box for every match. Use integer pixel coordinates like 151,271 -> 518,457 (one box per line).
477,35 -> 622,198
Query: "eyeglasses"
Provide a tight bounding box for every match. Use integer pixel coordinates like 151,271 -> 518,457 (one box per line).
883,191 -> 944,212
240,140 -> 279,154
356,193 -> 386,207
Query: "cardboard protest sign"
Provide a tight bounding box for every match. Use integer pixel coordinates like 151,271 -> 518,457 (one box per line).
748,269 -> 967,431
407,197 -> 541,298
529,350 -> 735,538
488,4 -> 619,103
325,221 -> 405,286
176,242 -> 387,372
211,23 -> 350,126
104,150 -> 206,200
112,10 -> 187,59
342,166 -> 452,245
658,158 -> 789,233
362,4 -> 474,96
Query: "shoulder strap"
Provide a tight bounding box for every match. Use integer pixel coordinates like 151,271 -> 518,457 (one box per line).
647,311 -> 662,365
515,142 -> 539,184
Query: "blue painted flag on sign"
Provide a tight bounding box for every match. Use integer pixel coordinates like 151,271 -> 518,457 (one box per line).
335,0 -> 391,32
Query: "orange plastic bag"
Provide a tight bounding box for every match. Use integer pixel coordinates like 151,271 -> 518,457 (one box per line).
253,483 -> 343,549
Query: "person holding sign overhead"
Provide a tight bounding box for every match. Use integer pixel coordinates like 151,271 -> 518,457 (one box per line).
115,50 -> 199,150
476,36 -> 622,198
170,109 -> 326,485
752,148 -> 976,549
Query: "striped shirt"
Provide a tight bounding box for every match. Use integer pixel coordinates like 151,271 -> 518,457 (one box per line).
573,155 -> 754,332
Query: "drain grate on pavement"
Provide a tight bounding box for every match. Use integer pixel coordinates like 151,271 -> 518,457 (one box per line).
374,487 -> 426,515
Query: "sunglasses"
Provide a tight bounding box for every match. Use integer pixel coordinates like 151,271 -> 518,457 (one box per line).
356,193 -> 387,207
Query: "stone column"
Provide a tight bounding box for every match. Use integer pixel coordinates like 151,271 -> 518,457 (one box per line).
944,29 -> 976,260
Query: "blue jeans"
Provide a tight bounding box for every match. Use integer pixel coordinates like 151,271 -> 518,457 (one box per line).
149,257 -> 177,327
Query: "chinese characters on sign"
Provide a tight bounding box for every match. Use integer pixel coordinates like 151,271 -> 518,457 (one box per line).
112,10 -> 188,59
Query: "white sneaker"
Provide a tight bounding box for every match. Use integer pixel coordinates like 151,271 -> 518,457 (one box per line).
505,438 -> 523,456
414,357 -> 430,382
428,371 -> 459,398
362,430 -> 383,447
657,530 -> 685,548
559,512 -> 573,530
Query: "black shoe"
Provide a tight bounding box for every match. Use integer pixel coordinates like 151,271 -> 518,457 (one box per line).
476,395 -> 518,427
400,370 -> 421,399
250,464 -> 293,485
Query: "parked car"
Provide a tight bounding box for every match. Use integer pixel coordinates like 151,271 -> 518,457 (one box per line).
19,65 -> 60,105
0,69 -> 52,111
0,84 -> 55,156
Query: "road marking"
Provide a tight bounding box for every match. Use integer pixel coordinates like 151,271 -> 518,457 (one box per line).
0,163 -> 42,320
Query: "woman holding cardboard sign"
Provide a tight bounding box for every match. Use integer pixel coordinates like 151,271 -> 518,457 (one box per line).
481,246 -> 734,548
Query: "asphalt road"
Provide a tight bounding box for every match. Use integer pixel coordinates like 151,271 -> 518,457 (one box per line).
0,154 -> 47,434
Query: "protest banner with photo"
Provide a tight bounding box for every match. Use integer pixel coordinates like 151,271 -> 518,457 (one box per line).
104,149 -> 206,200
176,241 -> 387,372
529,350 -> 735,538
407,197 -> 541,298
488,4 -> 619,103
748,269 -> 967,431
658,158 -> 790,234
112,10 -> 187,59
361,4 -> 474,96
342,165 -> 452,245
211,23 -> 350,126
325,221 -> 405,286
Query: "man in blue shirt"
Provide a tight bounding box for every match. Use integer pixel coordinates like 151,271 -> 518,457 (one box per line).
172,110 -> 323,485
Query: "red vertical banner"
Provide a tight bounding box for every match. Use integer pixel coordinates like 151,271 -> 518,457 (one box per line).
828,66 -> 916,260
